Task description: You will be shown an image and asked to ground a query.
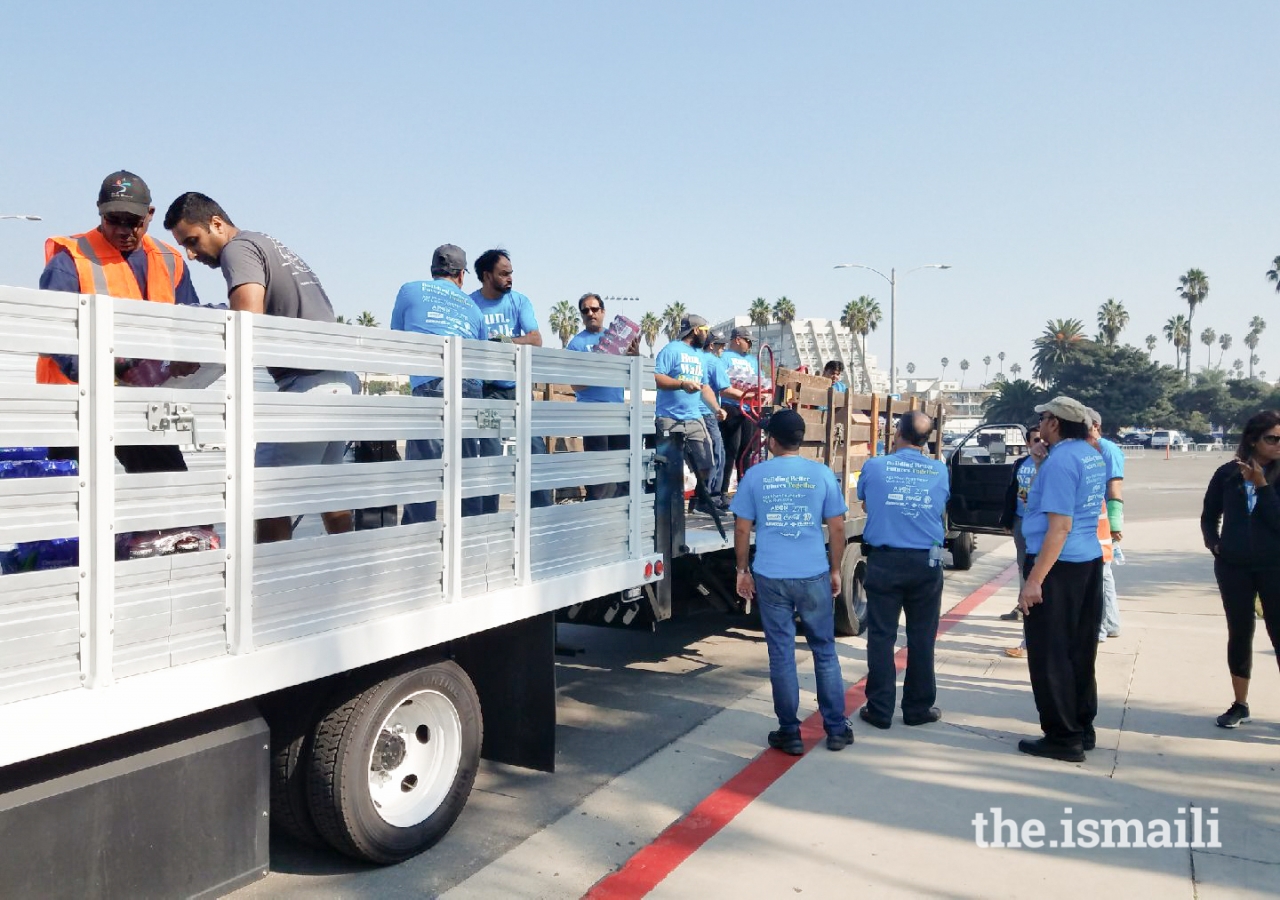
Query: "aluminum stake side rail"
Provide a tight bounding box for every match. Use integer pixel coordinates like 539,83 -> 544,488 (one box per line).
0,285 -> 662,884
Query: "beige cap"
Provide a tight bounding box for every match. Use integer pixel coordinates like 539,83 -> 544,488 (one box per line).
1034,395 -> 1090,424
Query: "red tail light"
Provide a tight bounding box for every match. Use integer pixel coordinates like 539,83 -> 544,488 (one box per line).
654,560 -> 664,576
644,562 -> 654,579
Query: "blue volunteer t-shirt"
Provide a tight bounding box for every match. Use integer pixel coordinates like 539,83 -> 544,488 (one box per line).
470,289 -> 539,389
392,279 -> 487,390
730,455 -> 848,579
698,351 -> 729,416
1097,436 -> 1125,482
654,340 -> 706,421
566,329 -> 625,403
1014,455 -> 1039,519
1022,439 -> 1107,561
857,449 -> 950,549
719,350 -> 758,407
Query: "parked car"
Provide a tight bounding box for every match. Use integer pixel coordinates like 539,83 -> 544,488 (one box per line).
1120,432 -> 1150,447
1149,429 -> 1185,449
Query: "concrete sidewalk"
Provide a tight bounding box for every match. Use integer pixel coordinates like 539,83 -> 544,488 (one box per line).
445,519 -> 1280,899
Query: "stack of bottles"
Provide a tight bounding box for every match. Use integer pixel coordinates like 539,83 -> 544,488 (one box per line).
0,447 -> 79,573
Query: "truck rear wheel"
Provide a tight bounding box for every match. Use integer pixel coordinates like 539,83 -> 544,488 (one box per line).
306,660 -> 482,864
263,696 -> 326,848
951,531 -> 975,570
834,546 -> 867,637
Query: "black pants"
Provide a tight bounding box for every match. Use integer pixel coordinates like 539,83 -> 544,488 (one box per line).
1214,559 -> 1280,679
583,434 -> 630,500
1023,555 -> 1103,747
51,445 -> 187,474
719,404 -> 756,494
479,384 -> 554,512
864,550 -> 944,721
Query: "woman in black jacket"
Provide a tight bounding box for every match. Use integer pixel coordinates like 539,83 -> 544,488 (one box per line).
1201,410 -> 1280,728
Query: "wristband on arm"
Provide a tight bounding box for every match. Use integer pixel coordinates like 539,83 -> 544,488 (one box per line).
1107,498 -> 1124,532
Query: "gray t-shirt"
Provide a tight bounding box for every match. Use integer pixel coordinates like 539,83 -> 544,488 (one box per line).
220,231 -> 336,381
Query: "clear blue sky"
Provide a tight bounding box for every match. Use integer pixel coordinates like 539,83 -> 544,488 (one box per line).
2,1 -> 1276,380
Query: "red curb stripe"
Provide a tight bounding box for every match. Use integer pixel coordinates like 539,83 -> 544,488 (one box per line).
584,562 -> 1018,900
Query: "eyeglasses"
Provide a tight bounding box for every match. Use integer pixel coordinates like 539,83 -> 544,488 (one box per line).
103,213 -> 145,229
580,306 -> 603,316
1260,434 -> 1280,446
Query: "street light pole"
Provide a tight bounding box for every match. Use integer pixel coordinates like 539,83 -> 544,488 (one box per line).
834,262 -> 951,400
0,215 -> 42,221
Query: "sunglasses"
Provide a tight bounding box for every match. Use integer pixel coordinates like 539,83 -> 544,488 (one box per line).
1260,434 -> 1280,446
580,305 -> 603,315
103,213 -> 145,229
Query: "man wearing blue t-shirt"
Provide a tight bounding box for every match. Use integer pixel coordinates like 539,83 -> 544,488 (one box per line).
391,244 -> 487,523
470,249 -> 552,511
654,314 -> 723,488
1088,409 -> 1126,641
567,293 -> 635,500
1017,396 -> 1108,762
731,408 -> 852,754
857,411 -> 950,729
697,333 -> 731,510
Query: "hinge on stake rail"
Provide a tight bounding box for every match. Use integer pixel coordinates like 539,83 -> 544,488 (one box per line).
147,401 -> 205,450
476,409 -> 503,433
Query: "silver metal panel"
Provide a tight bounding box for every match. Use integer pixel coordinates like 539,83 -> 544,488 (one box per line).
460,514 -> 516,598
458,399 -> 516,440
0,477 -> 79,543
0,656 -> 83,706
530,346 -> 634,388
532,402 -> 657,438
113,389 -> 229,446
0,386 -> 80,447
460,455 -> 515,499
114,470 -> 226,533
459,339 -> 517,383
529,499 -> 634,579
254,459 -> 443,519
530,449 -> 643,491
112,302 -> 228,364
112,550 -> 228,679
255,393 -> 443,442
252,316 -> 447,377
0,287 -> 80,356
0,568 -> 81,705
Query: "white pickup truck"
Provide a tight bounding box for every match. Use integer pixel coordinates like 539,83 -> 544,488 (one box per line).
0,286 -> 662,895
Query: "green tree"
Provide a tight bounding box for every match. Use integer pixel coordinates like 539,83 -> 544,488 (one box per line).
748,297 -> 771,338
639,312 -> 662,357
335,314 -> 349,325
1200,327 -> 1216,369
357,311 -> 378,327
982,355 -> 992,383
1050,342 -> 1181,429
1218,332 -> 1232,368
959,359 -> 970,387
549,300 -> 578,347
997,350 -> 1006,373
1163,314 -> 1189,370
906,362 -> 916,375
841,295 -> 880,391
1097,298 -> 1130,347
982,379 -> 1046,425
940,357 -> 950,381
1010,362 -> 1022,378
772,296 -> 796,326
1244,331 -> 1261,379
1267,255 -> 1280,292
1176,268 -> 1209,379
662,302 -> 687,342
1144,334 -> 1157,355
1032,318 -> 1087,383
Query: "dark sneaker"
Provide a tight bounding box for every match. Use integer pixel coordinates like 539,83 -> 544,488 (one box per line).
1216,702 -> 1250,729
1017,737 -> 1085,762
826,724 -> 854,751
904,707 -> 942,726
858,706 -> 891,730
999,608 -> 1022,621
768,729 -> 804,756
1083,732 -> 1096,751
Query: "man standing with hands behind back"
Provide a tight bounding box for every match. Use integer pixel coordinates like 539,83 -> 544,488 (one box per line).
732,408 -> 852,755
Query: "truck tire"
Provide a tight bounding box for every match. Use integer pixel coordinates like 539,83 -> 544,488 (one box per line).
306,660 -> 482,864
834,546 -> 867,637
264,698 -> 327,848
951,531 -> 975,571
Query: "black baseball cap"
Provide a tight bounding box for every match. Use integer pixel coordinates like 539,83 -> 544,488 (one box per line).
431,244 -> 467,277
708,331 -> 726,346
730,327 -> 754,343
677,313 -> 709,339
763,408 -> 805,444
97,170 -> 152,217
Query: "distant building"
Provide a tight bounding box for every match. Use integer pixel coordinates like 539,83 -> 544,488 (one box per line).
710,316 -> 887,392
899,376 -> 994,434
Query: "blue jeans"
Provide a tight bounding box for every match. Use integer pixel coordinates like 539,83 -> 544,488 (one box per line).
480,383 -> 554,512
403,379 -> 484,523
755,572 -> 847,736
864,551 -> 943,722
702,413 -> 725,497
1098,561 -> 1120,638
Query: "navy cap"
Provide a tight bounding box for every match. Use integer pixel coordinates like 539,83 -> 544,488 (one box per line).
763,408 -> 805,444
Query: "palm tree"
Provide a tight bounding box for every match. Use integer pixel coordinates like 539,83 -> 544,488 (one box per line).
1244,331 -> 1260,378
639,312 -> 662,357
1200,328 -> 1216,368
357,311 -> 378,327
1249,316 -> 1267,338
1144,334 -> 1157,355
1032,318 -> 1087,383
959,359 -> 970,387
982,379 -> 1046,425
335,314 -> 349,325
997,350 -> 1006,373
772,296 -> 796,326
1163,314 -> 1189,370
1096,298 -> 1129,347
1218,333 -> 1232,368
1177,268 -> 1209,379
748,297 -> 771,339
549,300 -> 578,347
1266,255 -> 1280,292
1233,358 -> 1245,377
906,362 -> 916,375
982,355 -> 992,383
661,302 -> 687,342
940,357 -> 950,382
1010,362 -> 1022,378
841,295 -> 881,390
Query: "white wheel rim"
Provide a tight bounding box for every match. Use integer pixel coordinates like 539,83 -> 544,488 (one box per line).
366,689 -> 463,828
